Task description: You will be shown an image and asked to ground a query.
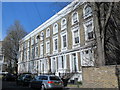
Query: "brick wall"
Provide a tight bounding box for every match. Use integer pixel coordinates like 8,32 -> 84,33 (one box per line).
82,66 -> 119,88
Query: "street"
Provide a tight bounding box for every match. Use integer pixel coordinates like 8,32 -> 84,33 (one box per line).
2,81 -> 119,90
1,81 -> 80,90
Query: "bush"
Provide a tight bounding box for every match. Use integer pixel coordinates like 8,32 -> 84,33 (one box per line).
77,81 -> 82,85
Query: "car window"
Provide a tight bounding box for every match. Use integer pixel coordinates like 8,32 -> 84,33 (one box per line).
18,75 -> 24,79
26,75 -> 32,78
49,76 -> 61,81
39,76 -> 48,80
33,76 -> 38,80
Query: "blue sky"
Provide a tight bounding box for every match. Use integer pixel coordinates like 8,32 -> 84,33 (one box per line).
2,2 -> 70,40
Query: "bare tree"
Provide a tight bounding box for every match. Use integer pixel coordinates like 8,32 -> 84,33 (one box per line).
91,2 -> 120,66
3,20 -> 27,75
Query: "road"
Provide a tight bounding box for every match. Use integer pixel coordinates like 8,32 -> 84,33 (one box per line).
2,81 -> 118,90
1,81 -> 80,90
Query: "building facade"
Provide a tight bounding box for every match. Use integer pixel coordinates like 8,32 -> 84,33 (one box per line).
18,0 -> 96,81
0,41 -> 4,74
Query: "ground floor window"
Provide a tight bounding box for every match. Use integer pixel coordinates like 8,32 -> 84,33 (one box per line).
81,48 -> 94,66
70,53 -> 79,72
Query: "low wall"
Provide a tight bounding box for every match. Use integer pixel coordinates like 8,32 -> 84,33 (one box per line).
82,65 -> 119,88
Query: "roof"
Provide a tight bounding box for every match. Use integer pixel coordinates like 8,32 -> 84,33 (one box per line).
20,0 -> 84,43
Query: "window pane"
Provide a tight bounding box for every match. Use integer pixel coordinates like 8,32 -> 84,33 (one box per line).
74,30 -> 79,44
55,39 -> 57,50
50,76 -> 60,80
88,31 -> 93,39
75,37 -> 79,43
0,56 -> 3,61
46,29 -> 50,37
87,24 -> 92,32
63,35 -> 67,47
36,46 -> 38,57
73,12 -> 78,23
46,42 -> 50,53
61,56 -> 64,68
40,45 -> 43,55
85,6 -> 92,15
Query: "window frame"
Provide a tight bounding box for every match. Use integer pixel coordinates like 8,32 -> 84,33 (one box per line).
81,48 -> 94,66
60,31 -> 67,51
46,28 -> 50,38
71,26 -> 80,46
40,31 -> 44,41
40,43 -> 44,57
83,19 -> 94,41
61,18 -> 67,30
53,23 -> 58,34
72,12 -> 79,25
46,40 -> 50,54
83,4 -> 92,19
53,35 -> 58,53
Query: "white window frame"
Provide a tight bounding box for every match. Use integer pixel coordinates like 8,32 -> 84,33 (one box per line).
71,12 -> 79,25
40,43 -> 44,57
61,18 -> 67,30
40,31 -> 44,41
83,19 -> 94,41
51,57 -> 57,73
60,31 -> 67,51
31,46 -> 35,59
31,37 -> 35,45
81,48 -> 94,66
58,55 -> 67,72
53,23 -> 58,34
71,25 -> 80,46
35,45 -> 38,58
70,52 -> 79,72
53,35 -> 58,53
83,4 -> 92,19
28,40 -> 30,48
27,49 -> 30,60
35,35 -> 39,43
46,28 -> 50,38
46,40 -> 50,54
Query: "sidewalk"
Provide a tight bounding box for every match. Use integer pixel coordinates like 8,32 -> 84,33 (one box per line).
66,84 -> 83,88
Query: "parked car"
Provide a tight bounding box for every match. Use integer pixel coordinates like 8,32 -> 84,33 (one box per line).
3,73 -> 16,81
16,74 -> 33,86
29,75 -> 64,90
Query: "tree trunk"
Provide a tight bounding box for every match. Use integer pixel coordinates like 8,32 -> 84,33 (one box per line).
92,2 -> 105,66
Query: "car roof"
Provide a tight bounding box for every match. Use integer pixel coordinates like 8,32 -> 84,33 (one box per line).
38,75 -> 58,77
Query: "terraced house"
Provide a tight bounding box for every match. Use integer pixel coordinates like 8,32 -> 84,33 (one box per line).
0,41 -> 4,74
18,0 -> 95,82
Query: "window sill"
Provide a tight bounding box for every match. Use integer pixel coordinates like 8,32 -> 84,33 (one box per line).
53,50 -> 58,54
72,43 -> 80,48
46,36 -> 50,38
46,52 -> 50,55
61,26 -> 67,31
85,38 -> 95,42
61,47 -> 67,51
72,21 -> 79,26
83,14 -> 92,19
53,32 -> 58,35
40,55 -> 43,57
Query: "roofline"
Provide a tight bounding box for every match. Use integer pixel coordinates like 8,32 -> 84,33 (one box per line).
20,0 -> 85,43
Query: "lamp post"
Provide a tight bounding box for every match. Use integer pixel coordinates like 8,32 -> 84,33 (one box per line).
37,33 -> 44,75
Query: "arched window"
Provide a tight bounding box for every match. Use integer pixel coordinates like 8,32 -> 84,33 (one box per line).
72,12 -> 79,25
40,31 -> 44,40
53,23 -> 58,34
83,5 -> 92,19
46,28 -> 50,38
61,18 -> 67,30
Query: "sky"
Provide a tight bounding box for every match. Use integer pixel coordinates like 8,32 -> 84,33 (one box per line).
2,2 -> 70,40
